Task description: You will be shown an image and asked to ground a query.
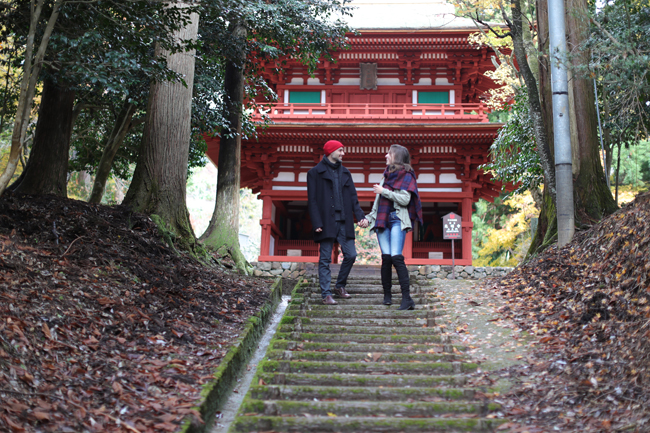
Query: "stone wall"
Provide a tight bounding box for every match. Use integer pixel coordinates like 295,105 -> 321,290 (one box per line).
251,261 -> 310,279
411,265 -> 513,280
251,262 -> 513,281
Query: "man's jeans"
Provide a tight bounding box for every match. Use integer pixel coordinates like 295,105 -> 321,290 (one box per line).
318,222 -> 357,299
376,211 -> 407,256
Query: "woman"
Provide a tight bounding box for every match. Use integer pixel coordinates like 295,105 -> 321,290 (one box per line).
366,144 -> 423,310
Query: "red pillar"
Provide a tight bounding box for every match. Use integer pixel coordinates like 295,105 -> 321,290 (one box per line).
403,231 -> 413,259
258,194 -> 273,260
461,197 -> 473,262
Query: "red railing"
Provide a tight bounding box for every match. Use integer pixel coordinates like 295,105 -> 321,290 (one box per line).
254,103 -> 489,123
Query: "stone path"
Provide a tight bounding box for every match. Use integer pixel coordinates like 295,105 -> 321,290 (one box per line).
228,265 -> 526,432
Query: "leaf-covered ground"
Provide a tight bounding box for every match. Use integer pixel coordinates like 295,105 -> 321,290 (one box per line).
2,191 -> 650,432
0,193 -> 275,432
485,191 -> 650,432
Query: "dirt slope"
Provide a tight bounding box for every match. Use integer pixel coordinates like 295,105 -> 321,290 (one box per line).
488,191 -> 650,432
0,193 -> 274,432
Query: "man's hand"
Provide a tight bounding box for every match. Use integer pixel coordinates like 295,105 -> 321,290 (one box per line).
315,227 -> 323,233
357,219 -> 368,228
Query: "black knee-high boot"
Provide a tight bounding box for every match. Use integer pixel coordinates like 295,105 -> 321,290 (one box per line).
380,254 -> 392,305
392,254 -> 415,310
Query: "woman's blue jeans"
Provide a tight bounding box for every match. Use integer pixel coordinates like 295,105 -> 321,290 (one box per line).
376,212 -> 406,256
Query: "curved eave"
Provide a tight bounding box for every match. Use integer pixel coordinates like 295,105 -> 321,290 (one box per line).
256,122 -> 504,129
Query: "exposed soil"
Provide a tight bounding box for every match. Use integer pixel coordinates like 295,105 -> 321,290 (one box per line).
0,193 -> 275,432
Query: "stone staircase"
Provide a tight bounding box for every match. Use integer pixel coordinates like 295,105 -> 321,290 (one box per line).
228,265 -> 508,432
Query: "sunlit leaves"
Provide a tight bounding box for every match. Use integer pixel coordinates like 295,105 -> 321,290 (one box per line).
482,87 -> 542,196
473,192 -> 538,266
474,193 -> 539,266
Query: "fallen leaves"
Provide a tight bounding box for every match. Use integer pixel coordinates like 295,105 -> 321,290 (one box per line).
486,191 -> 650,432
0,194 -> 275,432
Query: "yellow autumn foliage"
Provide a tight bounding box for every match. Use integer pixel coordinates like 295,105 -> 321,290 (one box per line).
474,193 -> 538,267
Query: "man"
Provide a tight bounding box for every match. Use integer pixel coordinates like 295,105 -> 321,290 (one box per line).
307,140 -> 368,305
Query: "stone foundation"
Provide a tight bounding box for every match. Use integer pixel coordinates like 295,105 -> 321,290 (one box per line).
411,264 -> 513,280
251,261 -> 311,280
250,262 -> 513,281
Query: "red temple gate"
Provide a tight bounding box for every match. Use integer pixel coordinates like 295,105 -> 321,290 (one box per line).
206,29 -> 506,265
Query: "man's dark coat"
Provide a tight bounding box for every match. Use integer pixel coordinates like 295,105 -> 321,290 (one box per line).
307,157 -> 365,243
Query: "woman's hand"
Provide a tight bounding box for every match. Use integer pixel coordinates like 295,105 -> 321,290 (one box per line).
373,184 -> 384,194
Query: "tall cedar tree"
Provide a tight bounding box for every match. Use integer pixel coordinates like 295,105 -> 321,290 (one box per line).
530,0 -> 617,253
199,23 -> 248,271
12,76 -> 74,195
457,0 -> 617,254
123,5 -> 200,251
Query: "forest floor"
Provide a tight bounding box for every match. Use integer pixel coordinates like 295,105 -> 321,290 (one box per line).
1,191 -> 649,432
487,191 -> 650,432
0,193 -> 276,432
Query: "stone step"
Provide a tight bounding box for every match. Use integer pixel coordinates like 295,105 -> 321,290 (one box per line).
229,277 -> 509,432
230,415 -> 506,432
287,303 -> 436,312
276,327 -> 446,340
265,349 -> 463,363
256,372 -> 469,387
291,295 -> 438,305
302,286 -> 435,295
270,340 -> 463,354
285,316 -> 433,327
240,399 -> 501,417
286,309 -> 442,320
260,360 -> 478,375
249,384 -> 481,401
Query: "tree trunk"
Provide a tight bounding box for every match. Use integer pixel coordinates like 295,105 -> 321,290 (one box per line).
509,0 -> 560,256
123,7 -> 199,251
88,102 -> 136,203
603,98 -> 613,183
0,0 -> 64,196
528,0 -> 618,257
615,140 -> 622,205
510,0 -> 556,199
13,77 -> 75,196
566,0 -> 617,223
200,23 -> 249,274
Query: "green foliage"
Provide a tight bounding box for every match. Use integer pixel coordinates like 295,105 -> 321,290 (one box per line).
481,88 -> 543,196
196,0 -> 352,139
67,170 -> 131,205
588,2 -> 650,143
68,102 -> 144,180
1,1 -> 200,192
0,35 -> 22,133
611,140 -> 650,188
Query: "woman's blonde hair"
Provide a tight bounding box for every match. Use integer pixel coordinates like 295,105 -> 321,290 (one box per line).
388,144 -> 413,173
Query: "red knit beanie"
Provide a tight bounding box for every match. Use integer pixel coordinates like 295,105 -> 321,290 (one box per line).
323,140 -> 343,156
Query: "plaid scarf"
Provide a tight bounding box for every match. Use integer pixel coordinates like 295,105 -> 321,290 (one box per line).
374,167 -> 423,230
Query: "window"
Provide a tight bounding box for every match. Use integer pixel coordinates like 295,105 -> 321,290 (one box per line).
418,91 -> 449,104
289,91 -> 321,104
